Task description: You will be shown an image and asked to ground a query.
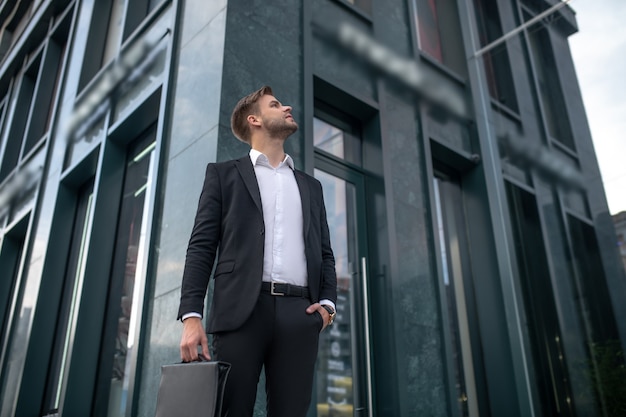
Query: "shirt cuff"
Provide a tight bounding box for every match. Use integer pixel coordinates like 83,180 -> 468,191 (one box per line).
181,312 -> 202,322
319,299 -> 336,312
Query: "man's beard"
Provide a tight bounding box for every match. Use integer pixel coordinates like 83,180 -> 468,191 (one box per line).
265,117 -> 298,139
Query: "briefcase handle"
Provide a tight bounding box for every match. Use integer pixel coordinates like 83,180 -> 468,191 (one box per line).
191,353 -> 210,363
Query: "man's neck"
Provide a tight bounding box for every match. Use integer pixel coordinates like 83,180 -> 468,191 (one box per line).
251,136 -> 286,167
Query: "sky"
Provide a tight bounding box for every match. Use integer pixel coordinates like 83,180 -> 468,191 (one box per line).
568,0 -> 626,215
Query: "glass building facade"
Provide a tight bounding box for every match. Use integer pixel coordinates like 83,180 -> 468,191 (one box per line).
0,0 -> 624,416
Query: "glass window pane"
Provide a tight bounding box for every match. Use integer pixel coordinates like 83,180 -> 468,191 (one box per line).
414,0 -> 466,76
24,36 -> 68,154
102,0 -> 126,66
0,217 -> 29,417
124,0 -> 164,41
416,0 -> 443,61
526,21 -> 574,149
313,117 -> 362,166
472,0 -> 518,111
343,0 -> 371,14
0,73 -> 37,181
314,118 -> 345,159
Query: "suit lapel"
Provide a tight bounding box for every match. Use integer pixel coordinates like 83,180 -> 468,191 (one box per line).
236,157 -> 263,214
294,170 -> 311,236
237,156 -> 310,234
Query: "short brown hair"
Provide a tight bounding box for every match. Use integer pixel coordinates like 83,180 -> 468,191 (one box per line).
230,85 -> 273,143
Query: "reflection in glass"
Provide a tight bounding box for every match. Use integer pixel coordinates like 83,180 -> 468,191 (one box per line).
314,169 -> 358,417
314,118 -> 345,159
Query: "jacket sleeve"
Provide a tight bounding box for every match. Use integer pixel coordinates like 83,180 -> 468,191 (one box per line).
177,163 -> 222,319
317,180 -> 337,304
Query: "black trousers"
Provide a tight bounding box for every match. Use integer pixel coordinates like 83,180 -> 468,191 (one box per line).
212,292 -> 323,417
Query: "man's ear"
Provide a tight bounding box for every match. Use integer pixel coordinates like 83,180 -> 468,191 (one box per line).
247,114 -> 261,127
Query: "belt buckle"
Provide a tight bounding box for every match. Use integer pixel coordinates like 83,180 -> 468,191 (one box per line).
270,282 -> 285,296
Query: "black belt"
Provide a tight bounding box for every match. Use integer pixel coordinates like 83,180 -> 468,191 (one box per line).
261,281 -> 310,298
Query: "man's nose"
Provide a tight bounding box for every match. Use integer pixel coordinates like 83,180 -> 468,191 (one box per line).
283,105 -> 292,112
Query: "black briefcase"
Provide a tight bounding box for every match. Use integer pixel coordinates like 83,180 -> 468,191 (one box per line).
155,358 -> 231,417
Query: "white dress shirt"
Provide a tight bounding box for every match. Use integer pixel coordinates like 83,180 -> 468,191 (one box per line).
250,149 -> 308,286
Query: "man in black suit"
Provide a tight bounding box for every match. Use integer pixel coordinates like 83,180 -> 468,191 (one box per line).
178,86 -> 337,417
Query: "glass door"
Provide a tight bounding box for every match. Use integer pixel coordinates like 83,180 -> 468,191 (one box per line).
93,126 -> 157,417
313,157 -> 372,417
432,173 -> 483,417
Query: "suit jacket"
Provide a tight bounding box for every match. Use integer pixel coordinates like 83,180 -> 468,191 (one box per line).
177,156 -> 337,333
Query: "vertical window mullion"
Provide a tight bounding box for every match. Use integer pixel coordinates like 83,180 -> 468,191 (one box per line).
0,94 -> 11,173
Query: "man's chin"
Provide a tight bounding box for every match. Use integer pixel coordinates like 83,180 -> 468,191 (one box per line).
266,120 -> 298,139
282,124 -> 298,138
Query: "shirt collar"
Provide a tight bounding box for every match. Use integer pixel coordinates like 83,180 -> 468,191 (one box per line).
249,148 -> 294,170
